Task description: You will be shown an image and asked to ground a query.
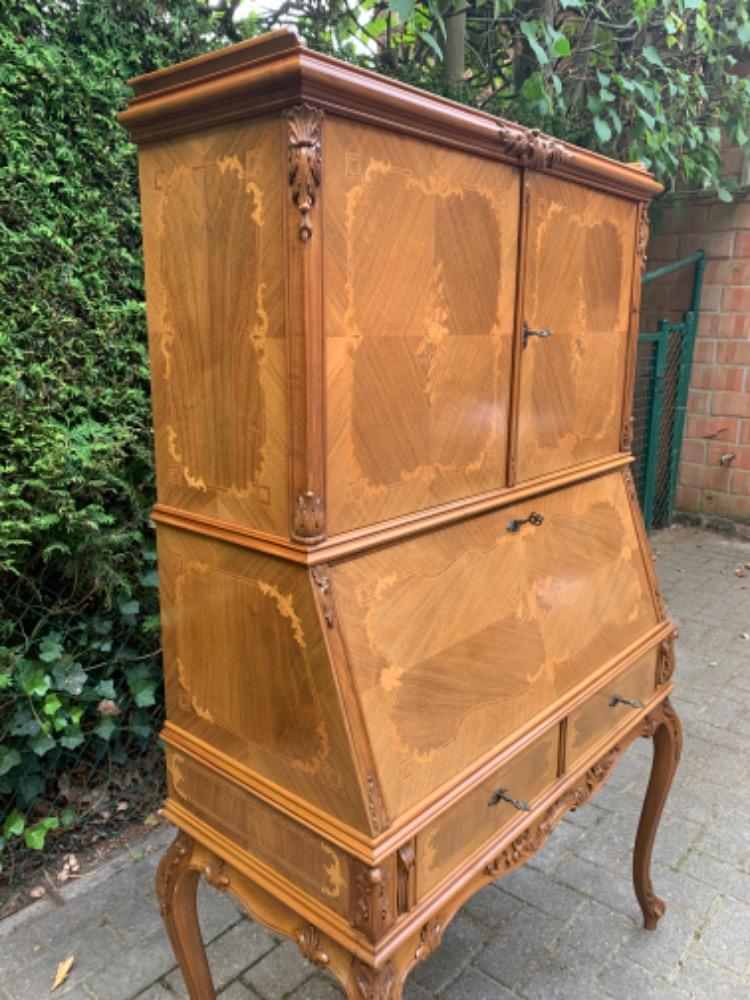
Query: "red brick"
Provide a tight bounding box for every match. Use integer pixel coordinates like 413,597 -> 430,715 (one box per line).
693,340 -> 717,364
705,201 -> 741,231
712,391 -> 750,417
705,259 -> 750,285
679,231 -> 734,259
713,314 -> 750,339
741,421 -> 750,445
722,287 -> 750,312
687,388 -> 711,414
720,147 -> 743,181
732,201 -> 750,230
697,314 -> 721,339
731,469 -> 750,495
700,285 -> 723,312
685,415 -> 740,442
681,439 -> 706,464
674,484 -> 701,511
717,341 -> 750,365
702,491 -> 750,518
647,234 -> 680,261
690,365 -> 745,391
735,232 -> 750,257
680,463 -> 733,491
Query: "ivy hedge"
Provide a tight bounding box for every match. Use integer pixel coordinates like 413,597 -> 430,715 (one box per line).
0,1 -> 247,872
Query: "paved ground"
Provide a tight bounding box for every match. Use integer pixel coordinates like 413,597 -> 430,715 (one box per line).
1,525 -> 749,1000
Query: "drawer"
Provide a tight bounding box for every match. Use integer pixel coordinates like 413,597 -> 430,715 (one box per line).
567,649 -> 657,770
416,727 -> 558,899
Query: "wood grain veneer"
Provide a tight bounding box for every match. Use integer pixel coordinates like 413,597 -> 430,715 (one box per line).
120,31 -> 680,1000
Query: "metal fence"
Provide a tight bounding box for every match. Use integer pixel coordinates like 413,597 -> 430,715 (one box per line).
632,250 -> 706,532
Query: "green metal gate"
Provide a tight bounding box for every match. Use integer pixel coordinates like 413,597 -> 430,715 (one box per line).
632,250 -> 706,532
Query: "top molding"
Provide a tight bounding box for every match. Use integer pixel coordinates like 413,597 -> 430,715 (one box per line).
119,30 -> 662,201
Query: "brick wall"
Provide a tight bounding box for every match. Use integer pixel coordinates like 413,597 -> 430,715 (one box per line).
643,165 -> 750,521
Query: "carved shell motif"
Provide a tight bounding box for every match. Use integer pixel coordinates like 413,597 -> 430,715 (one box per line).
296,924 -> 329,968
497,124 -> 572,171
285,105 -> 323,243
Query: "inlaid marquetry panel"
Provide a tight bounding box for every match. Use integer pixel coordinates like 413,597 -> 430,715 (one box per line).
138,116 -> 288,535
323,119 -> 520,534
417,727 -> 558,898
166,749 -> 351,915
567,649 -> 657,769
329,470 -> 660,820
515,174 -> 637,481
156,526 -> 369,830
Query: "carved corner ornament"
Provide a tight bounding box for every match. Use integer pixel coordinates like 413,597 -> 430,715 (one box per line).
292,490 -> 325,543
656,633 -> 677,686
296,923 -> 329,968
497,123 -> 573,171
366,773 -> 390,836
311,563 -> 336,628
285,104 -> 323,243
414,919 -> 444,962
351,863 -> 393,939
637,201 -> 650,274
353,959 -> 396,1000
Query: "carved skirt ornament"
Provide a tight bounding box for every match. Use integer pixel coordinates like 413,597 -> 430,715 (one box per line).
120,28 -> 677,1000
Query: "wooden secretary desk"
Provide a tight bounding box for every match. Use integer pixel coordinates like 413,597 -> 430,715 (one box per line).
120,31 -> 682,1000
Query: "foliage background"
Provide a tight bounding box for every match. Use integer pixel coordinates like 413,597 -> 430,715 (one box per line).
0,0 -> 747,889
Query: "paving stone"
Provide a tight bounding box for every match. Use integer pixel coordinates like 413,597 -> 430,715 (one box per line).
646,864 -> 719,919
598,956 -> 691,1000
287,971 -> 344,998
695,896 -> 750,974
132,985 -> 174,1000
475,905 -> 564,989
217,981 -> 261,999
616,906 -> 698,978
410,913 -> 486,993
552,856 -> 640,920
402,979 -> 432,1000
549,899 -> 634,979
681,850 -> 750,903
241,941 -> 313,999
464,885 -> 523,927
519,956 -> 606,1000
84,926 -> 180,1000
695,813 -> 750,869
498,865 -> 585,922
442,966 -> 520,999
672,954 -> 749,1000
524,820 -> 587,873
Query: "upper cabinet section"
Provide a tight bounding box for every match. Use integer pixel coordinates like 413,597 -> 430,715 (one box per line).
513,175 -> 639,483
323,120 -> 520,535
121,31 -> 661,550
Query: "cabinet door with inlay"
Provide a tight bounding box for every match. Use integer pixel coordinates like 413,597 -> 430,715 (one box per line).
323,119 -> 521,534
514,175 -> 637,482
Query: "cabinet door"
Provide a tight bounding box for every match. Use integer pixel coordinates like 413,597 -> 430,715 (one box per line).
514,174 -> 637,482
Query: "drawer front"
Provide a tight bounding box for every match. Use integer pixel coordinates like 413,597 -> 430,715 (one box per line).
330,469 -> 660,821
567,649 -> 657,769
166,749 -> 352,917
416,728 -> 558,899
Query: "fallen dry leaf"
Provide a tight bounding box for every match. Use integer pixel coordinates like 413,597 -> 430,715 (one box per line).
142,812 -> 160,827
29,885 -> 46,900
735,566 -> 748,578
51,955 -> 74,992
97,698 -> 120,716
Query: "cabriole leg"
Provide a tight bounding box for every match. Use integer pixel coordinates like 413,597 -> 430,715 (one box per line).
633,698 -> 683,929
156,831 -> 216,999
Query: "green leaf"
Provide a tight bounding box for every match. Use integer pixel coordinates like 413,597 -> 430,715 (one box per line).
417,29 -> 443,61
95,716 -> 117,741
594,117 -> 612,142
706,126 -> 722,143
637,107 -> 657,130
642,46 -> 665,69
520,21 -> 548,66
38,634 -> 64,663
551,35 -> 571,58
23,817 -> 59,851
29,731 -> 56,757
131,678 -> 156,708
717,186 -> 733,203
3,809 -> 25,839
118,599 -> 140,617
389,0 -> 414,21
52,661 -> 87,695
0,748 -> 21,777
43,693 -> 62,716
